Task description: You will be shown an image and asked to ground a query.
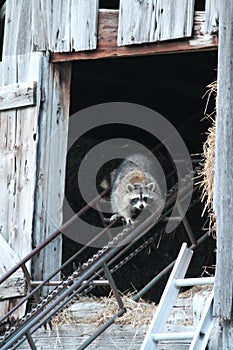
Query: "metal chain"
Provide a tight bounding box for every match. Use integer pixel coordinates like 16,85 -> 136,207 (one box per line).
50,232 -> 160,317
0,171 -> 196,346
47,173 -> 197,320
0,226 -> 130,345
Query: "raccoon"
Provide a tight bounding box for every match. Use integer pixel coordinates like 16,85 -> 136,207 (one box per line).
110,154 -> 163,224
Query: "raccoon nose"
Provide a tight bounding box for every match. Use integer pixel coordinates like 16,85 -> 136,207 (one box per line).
139,204 -> 144,209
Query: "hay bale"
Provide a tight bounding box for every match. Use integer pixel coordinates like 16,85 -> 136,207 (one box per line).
198,81 -> 217,235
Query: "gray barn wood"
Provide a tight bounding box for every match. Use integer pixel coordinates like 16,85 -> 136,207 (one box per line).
0,81 -> 37,111
0,53 -> 42,263
17,288 -> 212,349
2,0 -> 72,293
32,56 -> 71,289
0,52 -> 43,318
205,0 -> 219,34
52,10 -> 218,62
3,0 -> 98,55
0,234 -> 25,302
118,0 -> 195,46
212,0 -> 233,348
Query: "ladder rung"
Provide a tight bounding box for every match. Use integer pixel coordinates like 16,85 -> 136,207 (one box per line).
152,331 -> 195,341
175,277 -> 215,287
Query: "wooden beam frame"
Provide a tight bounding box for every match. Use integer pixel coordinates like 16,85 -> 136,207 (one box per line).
51,10 -> 218,62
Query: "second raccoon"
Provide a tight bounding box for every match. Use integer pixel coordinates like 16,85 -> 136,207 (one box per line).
110,154 -> 163,224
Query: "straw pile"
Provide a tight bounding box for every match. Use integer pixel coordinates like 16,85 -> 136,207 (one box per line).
52,293 -> 156,328
198,81 -> 217,235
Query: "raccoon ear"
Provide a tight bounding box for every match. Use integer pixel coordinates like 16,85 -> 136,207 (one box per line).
146,182 -> 156,192
126,183 -> 135,193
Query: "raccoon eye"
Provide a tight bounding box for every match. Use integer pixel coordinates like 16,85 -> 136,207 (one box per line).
130,197 -> 139,205
143,197 -> 153,204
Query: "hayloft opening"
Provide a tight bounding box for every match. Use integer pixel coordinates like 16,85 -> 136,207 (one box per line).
64,51 -> 217,302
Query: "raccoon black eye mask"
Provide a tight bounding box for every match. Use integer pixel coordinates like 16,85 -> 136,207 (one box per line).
109,154 -> 163,225
130,197 -> 154,205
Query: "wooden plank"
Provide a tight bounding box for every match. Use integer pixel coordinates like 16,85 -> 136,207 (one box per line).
50,0 -> 99,52
31,0 -> 50,51
213,0 -> 233,321
118,0 -> 195,46
205,0 -> 219,34
32,55 -> 71,293
70,0 -> 99,52
17,288 -> 212,349
0,53 -> 43,319
0,234 -> 26,300
0,81 -> 37,111
3,0 -> 32,56
50,0 -> 72,52
212,0 -> 233,347
51,10 -> 218,62
3,0 -> 98,55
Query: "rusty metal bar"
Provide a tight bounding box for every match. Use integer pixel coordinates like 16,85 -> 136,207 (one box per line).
1,177 -> 197,348
103,263 -> 124,311
0,218 -> 115,324
0,187 -> 109,286
24,332 -> 37,350
7,214 -> 206,350
30,280 -> 109,287
78,308 -> 125,350
0,205 -> 164,350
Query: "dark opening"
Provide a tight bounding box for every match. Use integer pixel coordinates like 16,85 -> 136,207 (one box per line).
195,0 -> 206,11
64,51 -> 217,302
99,0 -> 120,9
99,0 -> 205,11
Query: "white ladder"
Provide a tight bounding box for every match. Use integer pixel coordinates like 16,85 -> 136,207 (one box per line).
141,243 -> 215,350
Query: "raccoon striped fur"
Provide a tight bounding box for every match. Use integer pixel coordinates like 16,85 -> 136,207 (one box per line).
110,154 -> 163,224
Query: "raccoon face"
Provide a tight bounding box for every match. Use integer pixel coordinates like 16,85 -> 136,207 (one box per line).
126,183 -> 155,211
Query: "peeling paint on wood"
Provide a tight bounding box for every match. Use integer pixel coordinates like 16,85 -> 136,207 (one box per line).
118,0 -> 195,46
0,81 -> 37,111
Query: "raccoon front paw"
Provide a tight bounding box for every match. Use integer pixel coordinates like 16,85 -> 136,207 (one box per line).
109,214 -> 119,222
124,217 -> 134,225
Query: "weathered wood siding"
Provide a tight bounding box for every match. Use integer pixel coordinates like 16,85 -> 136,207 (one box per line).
0,51 -> 71,301
0,53 -> 42,262
212,0 -> 233,348
0,52 -> 43,318
0,81 -> 37,111
118,0 -> 195,46
205,0 -> 219,34
3,0 -> 99,55
32,57 -> 71,290
52,10 -> 218,62
3,0 -> 215,54
0,234 -> 26,302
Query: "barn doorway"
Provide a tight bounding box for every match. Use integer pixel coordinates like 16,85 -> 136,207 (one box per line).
63,51 -> 217,302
